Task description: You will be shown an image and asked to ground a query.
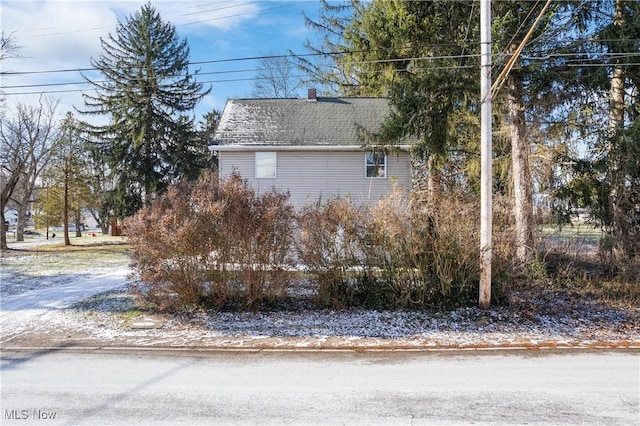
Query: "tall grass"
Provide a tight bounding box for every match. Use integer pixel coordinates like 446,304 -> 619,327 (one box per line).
534,222 -> 640,306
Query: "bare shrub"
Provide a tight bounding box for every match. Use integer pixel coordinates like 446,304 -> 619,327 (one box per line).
126,177 -> 218,311
126,171 -> 295,311
296,187 -> 507,310
296,198 -> 369,308
491,193 -> 518,276
215,175 -> 295,307
410,191 -> 489,308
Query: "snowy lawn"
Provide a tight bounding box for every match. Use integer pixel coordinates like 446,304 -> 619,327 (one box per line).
1,235 -> 639,350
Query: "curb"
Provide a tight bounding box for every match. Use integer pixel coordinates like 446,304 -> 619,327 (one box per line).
2,340 -> 639,354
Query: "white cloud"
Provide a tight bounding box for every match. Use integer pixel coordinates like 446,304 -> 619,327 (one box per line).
1,0 -> 261,73
2,1 -> 117,72
3,1 -> 335,122
1,0 -> 264,117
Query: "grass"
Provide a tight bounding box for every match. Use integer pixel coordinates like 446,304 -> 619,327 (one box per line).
532,222 -> 640,308
539,222 -> 602,249
1,234 -> 132,277
539,222 -> 602,237
70,289 -> 140,316
2,234 -> 139,316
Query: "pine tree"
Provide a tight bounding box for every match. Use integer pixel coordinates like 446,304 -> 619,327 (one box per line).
80,3 -> 210,217
555,0 -> 640,259
302,0 -> 600,269
197,109 -> 221,170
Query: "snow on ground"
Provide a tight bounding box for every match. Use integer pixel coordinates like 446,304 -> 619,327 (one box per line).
0,266 -> 129,344
1,261 -> 639,350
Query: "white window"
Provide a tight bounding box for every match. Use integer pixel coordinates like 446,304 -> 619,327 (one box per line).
255,152 -> 276,178
365,152 -> 386,178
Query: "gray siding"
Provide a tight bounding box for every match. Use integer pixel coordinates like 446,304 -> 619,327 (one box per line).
219,150 -> 411,208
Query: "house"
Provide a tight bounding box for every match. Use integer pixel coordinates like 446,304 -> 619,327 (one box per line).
210,89 -> 412,208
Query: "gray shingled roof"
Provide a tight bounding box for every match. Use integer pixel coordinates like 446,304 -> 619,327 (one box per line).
213,97 -> 392,146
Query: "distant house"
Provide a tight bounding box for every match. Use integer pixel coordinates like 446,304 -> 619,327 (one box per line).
210,90 -> 412,208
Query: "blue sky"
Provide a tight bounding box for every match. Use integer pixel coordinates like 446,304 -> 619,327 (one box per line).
1,0 -> 328,124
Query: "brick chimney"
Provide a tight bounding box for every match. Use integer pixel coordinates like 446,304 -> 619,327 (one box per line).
307,88 -> 317,102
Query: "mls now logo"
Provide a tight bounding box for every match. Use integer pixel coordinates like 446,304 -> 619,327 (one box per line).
5,409 -> 57,420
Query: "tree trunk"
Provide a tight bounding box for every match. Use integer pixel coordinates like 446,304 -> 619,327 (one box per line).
63,165 -> 71,246
75,210 -> 83,238
608,0 -> 626,259
16,200 -> 28,242
506,73 -> 534,268
0,168 -> 21,250
0,210 -> 7,251
91,209 -> 110,235
426,156 -> 442,204
609,65 -> 625,258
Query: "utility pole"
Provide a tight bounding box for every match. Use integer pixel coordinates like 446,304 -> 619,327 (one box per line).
479,0 -> 492,308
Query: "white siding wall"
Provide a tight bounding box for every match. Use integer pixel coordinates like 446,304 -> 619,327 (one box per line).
219,151 -> 411,208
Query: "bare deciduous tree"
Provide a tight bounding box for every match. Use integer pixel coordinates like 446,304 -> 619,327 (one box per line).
0,98 -> 59,249
251,55 -> 301,98
0,31 -> 20,62
1,31 -> 21,112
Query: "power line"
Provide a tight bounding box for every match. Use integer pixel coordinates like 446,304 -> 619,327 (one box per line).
180,1 -> 258,17
0,51 -> 343,77
1,64 -> 478,97
7,0 -> 311,39
4,56 -> 639,97
3,38 -> 637,77
181,1 -> 309,26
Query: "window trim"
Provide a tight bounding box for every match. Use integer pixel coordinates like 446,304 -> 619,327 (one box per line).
255,152 -> 277,179
365,152 -> 387,179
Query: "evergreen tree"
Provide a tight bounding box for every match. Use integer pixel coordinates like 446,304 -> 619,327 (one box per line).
198,109 -> 221,169
83,138 -> 115,235
305,0 -> 600,269
295,0 -> 360,95
554,0 -> 640,259
199,109 -> 221,143
80,3 -> 210,217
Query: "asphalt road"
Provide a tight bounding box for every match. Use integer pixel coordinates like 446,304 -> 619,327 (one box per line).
1,349 -> 638,425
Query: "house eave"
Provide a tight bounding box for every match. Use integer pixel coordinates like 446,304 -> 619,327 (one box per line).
209,144 -> 412,152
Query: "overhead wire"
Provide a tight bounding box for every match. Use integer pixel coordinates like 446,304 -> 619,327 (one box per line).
8,1 -> 308,38
181,1 -> 309,26
3,36 -> 636,78
2,0 -> 637,98
4,53 -> 639,97
2,37 -> 637,93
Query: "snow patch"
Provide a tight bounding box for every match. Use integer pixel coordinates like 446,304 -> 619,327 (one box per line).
1,265 -> 639,349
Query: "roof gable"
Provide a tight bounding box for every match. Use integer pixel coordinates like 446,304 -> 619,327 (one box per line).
213,97 -> 391,146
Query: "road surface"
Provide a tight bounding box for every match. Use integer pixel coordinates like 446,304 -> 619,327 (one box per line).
1,349 -> 638,425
